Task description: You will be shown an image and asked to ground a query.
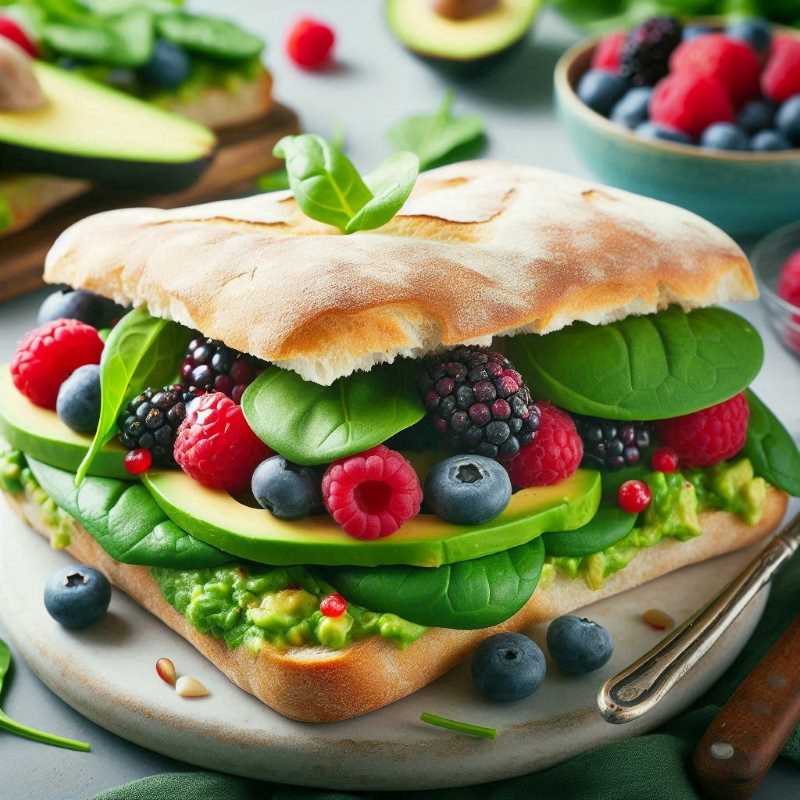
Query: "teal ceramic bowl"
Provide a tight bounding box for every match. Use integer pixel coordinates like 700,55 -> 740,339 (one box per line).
554,35 -> 800,238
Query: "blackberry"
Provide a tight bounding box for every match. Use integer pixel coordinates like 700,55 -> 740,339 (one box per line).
573,416 -> 652,471
621,16 -> 682,86
180,337 -> 263,404
118,384 -> 202,466
418,346 -> 540,462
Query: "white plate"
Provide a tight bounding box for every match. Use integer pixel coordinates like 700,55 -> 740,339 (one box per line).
0,502 -> 770,791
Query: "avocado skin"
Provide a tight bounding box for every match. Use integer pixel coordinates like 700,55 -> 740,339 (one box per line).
0,143 -> 213,192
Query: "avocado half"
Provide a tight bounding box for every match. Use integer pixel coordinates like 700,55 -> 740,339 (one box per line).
0,62 -> 215,192
385,0 -> 541,66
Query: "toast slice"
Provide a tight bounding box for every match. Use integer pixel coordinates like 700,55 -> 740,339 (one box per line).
4,486 -> 787,722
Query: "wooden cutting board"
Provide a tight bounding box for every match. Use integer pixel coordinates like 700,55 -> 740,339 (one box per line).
0,103 -> 299,303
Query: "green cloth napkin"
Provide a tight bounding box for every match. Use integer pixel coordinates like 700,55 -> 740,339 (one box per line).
93,546 -> 800,800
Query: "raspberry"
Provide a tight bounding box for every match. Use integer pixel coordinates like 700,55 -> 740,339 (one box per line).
506,403 -> 583,488
670,34 -> 761,107
286,17 -> 335,70
592,32 -> 626,73
656,394 -> 749,469
10,319 -> 104,409
321,445 -> 422,539
651,447 -> 679,473
173,392 -> 271,493
651,73 -> 734,137
762,35 -> 800,103
621,16 -> 683,86
618,480 -> 652,514
0,16 -> 37,57
320,593 -> 347,618
778,250 -> 800,307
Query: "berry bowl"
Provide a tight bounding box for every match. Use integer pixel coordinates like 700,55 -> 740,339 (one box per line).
751,220 -> 800,361
554,20 -> 800,238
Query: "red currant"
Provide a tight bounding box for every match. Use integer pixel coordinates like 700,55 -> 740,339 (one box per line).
124,448 -> 152,476
286,17 -> 335,70
0,16 -> 37,57
320,593 -> 347,618
617,479 -> 652,514
651,447 -> 679,473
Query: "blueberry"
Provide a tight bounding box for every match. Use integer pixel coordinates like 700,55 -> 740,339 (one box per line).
44,565 -> 111,629
776,96 -> 800,145
682,24 -> 713,42
737,100 -> 775,134
140,39 -> 191,90
577,69 -> 628,117
610,87 -> 652,129
251,455 -> 322,520
727,18 -> 772,53
546,615 -> 614,676
635,121 -> 692,144
700,123 -> 749,151
37,288 -> 124,328
424,455 -> 511,525
56,364 -> 101,434
471,632 -> 546,702
751,129 -> 792,151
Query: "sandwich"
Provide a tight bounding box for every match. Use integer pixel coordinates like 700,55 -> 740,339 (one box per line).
0,0 -> 272,239
1,158 -> 797,723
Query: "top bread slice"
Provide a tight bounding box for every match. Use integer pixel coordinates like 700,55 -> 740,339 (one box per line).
44,160 -> 756,386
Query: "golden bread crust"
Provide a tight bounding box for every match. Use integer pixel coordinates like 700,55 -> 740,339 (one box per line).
43,160 -> 756,385
6,487 -> 786,722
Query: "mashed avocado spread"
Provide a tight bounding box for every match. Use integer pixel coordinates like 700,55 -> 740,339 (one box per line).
544,459 -> 767,590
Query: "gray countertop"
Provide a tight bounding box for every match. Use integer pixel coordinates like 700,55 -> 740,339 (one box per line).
1,3 -> 799,797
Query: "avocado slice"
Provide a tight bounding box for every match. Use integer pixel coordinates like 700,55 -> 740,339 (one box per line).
0,367 -> 130,480
142,468 -> 601,568
0,62 -> 215,191
385,0 -> 541,64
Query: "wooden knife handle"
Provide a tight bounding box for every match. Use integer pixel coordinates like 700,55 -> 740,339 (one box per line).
692,615 -> 800,800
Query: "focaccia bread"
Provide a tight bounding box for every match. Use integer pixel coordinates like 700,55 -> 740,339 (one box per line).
44,160 -> 756,386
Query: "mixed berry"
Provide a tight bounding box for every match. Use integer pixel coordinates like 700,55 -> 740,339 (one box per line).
181,337 -> 263,404
573,416 -> 651,471
582,17 -> 800,151
779,249 -> 800,355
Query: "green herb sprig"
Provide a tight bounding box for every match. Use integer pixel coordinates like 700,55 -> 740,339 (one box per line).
273,134 -> 419,234
420,712 -> 497,740
0,638 -> 90,752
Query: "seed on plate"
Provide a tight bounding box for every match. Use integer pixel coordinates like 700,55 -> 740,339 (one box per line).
643,608 -> 674,631
156,657 -> 177,686
175,675 -> 209,698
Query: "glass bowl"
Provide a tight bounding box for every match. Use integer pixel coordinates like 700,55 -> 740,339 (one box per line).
751,221 -> 800,362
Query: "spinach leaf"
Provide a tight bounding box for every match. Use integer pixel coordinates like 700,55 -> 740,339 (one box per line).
274,134 -> 418,234
76,308 -> 191,485
324,538 -> 545,629
388,91 -> 486,170
157,11 -> 264,60
242,361 -> 425,465
0,638 -> 90,752
744,391 -> 800,496
505,307 -> 764,421
28,457 -> 231,568
542,505 -> 637,558
257,168 -> 289,193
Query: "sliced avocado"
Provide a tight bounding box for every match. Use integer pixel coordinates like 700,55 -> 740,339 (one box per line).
385,0 -> 540,64
143,468 -> 601,568
0,62 -> 215,191
0,367 -> 130,480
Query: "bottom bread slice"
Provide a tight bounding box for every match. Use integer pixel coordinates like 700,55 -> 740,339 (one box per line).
4,487 -> 788,723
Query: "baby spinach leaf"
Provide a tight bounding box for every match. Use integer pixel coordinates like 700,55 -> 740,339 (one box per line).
28,458 -> 231,568
388,91 -> 486,170
505,307 -> 764,421
274,134 -> 418,234
242,361 -> 425,466
345,151 -> 419,233
157,11 -> 264,60
76,308 -> 191,485
324,538 -> 545,630
744,391 -> 800,497
0,638 -> 90,752
542,505 -> 637,558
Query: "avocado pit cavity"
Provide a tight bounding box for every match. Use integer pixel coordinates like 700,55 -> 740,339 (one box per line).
0,38 -> 46,112
433,0 -> 499,20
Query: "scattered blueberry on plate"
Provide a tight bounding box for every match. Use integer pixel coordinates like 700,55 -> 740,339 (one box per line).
546,615 -> 614,676
471,632 -> 546,702
44,565 -> 111,629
